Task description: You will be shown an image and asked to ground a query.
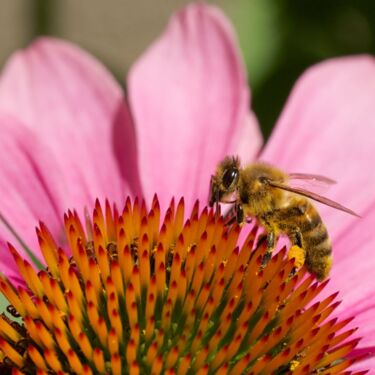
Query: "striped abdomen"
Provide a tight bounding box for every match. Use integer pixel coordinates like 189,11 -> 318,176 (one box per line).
299,201 -> 332,280
276,199 -> 332,281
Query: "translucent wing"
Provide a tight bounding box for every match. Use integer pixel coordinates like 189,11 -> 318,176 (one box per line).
269,181 -> 360,217
288,172 -> 336,195
289,173 -> 336,185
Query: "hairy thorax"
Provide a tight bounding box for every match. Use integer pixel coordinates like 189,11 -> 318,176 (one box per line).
238,166 -> 287,219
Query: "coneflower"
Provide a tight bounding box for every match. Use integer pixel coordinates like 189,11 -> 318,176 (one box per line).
0,197 -> 367,374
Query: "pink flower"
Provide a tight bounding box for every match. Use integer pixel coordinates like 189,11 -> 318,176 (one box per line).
0,2 -> 374,371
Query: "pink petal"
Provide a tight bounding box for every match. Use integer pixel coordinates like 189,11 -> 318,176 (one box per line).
327,203 -> 375,370
0,114 -> 62,270
350,350 -> 375,373
261,56 -> 375,241
0,37 -> 142,216
0,240 -> 24,287
235,111 -> 263,164
128,3 -> 262,211
261,56 -> 375,364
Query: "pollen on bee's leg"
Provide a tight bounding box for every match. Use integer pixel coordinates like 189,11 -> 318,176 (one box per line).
288,245 -> 305,269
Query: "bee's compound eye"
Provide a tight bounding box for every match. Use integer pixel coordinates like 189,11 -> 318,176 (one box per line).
259,176 -> 268,184
222,168 -> 239,189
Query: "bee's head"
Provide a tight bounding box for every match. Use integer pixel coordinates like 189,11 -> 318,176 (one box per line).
209,156 -> 240,207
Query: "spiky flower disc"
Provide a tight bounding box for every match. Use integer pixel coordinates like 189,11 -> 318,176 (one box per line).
0,197 -> 367,374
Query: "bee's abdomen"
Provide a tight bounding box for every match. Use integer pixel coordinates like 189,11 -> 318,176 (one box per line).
266,199 -> 332,280
298,203 -> 332,281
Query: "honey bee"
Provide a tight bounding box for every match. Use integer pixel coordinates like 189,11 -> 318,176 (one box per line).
208,156 -> 359,281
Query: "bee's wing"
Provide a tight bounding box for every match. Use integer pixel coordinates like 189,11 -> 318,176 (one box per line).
268,181 -> 360,217
287,172 -> 336,195
289,173 -> 336,185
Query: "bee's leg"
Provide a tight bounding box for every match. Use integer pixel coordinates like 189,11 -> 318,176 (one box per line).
261,231 -> 276,267
237,204 -> 252,224
224,205 -> 237,226
224,214 -> 237,227
294,231 -> 303,248
225,203 -> 245,226
236,204 -> 244,225
288,230 -> 306,277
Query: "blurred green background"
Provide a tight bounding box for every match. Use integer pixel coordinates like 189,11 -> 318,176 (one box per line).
0,0 -> 375,310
